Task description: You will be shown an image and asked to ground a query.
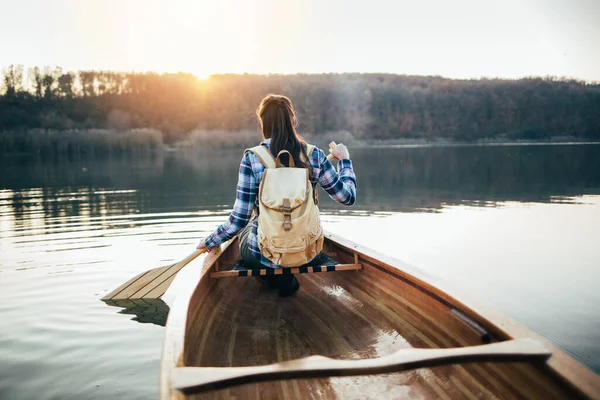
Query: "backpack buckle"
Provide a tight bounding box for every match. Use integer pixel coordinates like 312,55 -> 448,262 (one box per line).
282,198 -> 292,231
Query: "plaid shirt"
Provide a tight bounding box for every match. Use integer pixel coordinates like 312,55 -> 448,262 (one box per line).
204,139 -> 357,268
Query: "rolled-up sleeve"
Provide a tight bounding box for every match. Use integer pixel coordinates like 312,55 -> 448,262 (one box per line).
204,152 -> 257,248
317,149 -> 357,206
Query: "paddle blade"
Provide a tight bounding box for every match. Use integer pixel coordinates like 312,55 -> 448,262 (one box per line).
101,249 -> 206,301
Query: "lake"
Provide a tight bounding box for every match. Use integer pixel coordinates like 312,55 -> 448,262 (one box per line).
1,143 -> 599,399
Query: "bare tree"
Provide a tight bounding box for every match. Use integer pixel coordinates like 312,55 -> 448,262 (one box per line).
29,66 -> 43,98
2,64 -> 24,97
42,66 -> 60,99
79,71 -> 96,97
57,71 -> 75,98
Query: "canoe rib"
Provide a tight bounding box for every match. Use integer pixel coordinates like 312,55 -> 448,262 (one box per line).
172,339 -> 551,394
160,232 -> 600,400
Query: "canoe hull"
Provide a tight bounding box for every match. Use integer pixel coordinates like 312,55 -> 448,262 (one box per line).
160,232 -> 600,399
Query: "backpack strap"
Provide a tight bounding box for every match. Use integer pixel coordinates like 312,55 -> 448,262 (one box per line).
246,145 -> 276,169
302,144 -> 319,205
303,144 -> 315,163
275,150 -> 295,168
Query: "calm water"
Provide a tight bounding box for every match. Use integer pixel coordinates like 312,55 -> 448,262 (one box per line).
1,143 -> 600,399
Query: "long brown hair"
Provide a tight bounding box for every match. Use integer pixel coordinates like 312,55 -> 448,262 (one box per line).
256,94 -> 310,169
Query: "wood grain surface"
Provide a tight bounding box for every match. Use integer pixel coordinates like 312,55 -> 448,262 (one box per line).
159,234 -> 599,400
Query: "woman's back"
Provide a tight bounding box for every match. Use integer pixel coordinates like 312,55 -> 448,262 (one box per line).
198,94 -> 356,296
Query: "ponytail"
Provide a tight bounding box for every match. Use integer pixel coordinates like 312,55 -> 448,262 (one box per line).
256,94 -> 310,170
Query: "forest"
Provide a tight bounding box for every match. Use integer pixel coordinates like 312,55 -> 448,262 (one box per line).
1,65 -> 599,154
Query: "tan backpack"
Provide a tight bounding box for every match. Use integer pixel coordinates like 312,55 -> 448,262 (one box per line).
246,144 -> 324,267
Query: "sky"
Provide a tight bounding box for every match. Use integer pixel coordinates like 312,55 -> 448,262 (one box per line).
0,0 -> 599,81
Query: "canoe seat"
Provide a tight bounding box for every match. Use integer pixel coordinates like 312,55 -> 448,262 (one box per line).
211,251 -> 362,278
210,263 -> 362,278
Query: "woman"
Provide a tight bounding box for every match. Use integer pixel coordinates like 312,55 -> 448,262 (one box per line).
197,94 -> 356,296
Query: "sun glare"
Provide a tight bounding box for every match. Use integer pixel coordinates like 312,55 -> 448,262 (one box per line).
4,0 -> 596,80
194,72 -> 211,80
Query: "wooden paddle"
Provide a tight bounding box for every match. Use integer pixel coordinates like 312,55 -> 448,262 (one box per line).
172,338 -> 551,394
101,248 -> 207,301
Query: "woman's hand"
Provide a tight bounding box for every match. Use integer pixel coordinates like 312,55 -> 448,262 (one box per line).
196,239 -> 210,252
331,143 -> 350,160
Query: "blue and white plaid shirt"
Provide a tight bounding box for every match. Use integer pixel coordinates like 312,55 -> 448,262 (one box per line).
204,139 -> 357,268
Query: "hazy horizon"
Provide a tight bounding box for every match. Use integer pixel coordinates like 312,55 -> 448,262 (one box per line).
2,68 -> 600,84
1,0 -> 599,81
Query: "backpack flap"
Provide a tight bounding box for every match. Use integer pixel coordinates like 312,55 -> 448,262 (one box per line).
259,168 -> 310,210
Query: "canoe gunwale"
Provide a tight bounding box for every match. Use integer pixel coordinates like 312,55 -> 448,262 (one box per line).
159,231 -> 600,400
325,231 -> 600,399
159,238 -> 237,400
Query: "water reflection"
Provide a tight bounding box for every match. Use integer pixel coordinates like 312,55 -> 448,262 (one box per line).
2,144 -> 600,225
103,298 -> 169,327
1,144 -> 599,399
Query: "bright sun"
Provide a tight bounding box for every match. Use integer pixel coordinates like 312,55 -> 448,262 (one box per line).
194,72 -> 211,80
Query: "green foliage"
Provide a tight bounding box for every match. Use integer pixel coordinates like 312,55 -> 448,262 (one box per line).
1,66 -> 599,155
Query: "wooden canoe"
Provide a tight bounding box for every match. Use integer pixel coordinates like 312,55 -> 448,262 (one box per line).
160,232 -> 600,399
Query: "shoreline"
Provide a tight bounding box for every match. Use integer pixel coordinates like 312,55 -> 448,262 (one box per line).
1,128 -> 599,157
351,139 -> 600,149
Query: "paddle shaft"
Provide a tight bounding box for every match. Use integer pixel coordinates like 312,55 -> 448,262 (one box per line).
179,248 -> 207,267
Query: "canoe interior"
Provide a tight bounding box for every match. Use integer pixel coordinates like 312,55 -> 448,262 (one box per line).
179,237 -> 583,399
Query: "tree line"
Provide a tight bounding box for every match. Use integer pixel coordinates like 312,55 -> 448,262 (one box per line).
2,65 -> 599,145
